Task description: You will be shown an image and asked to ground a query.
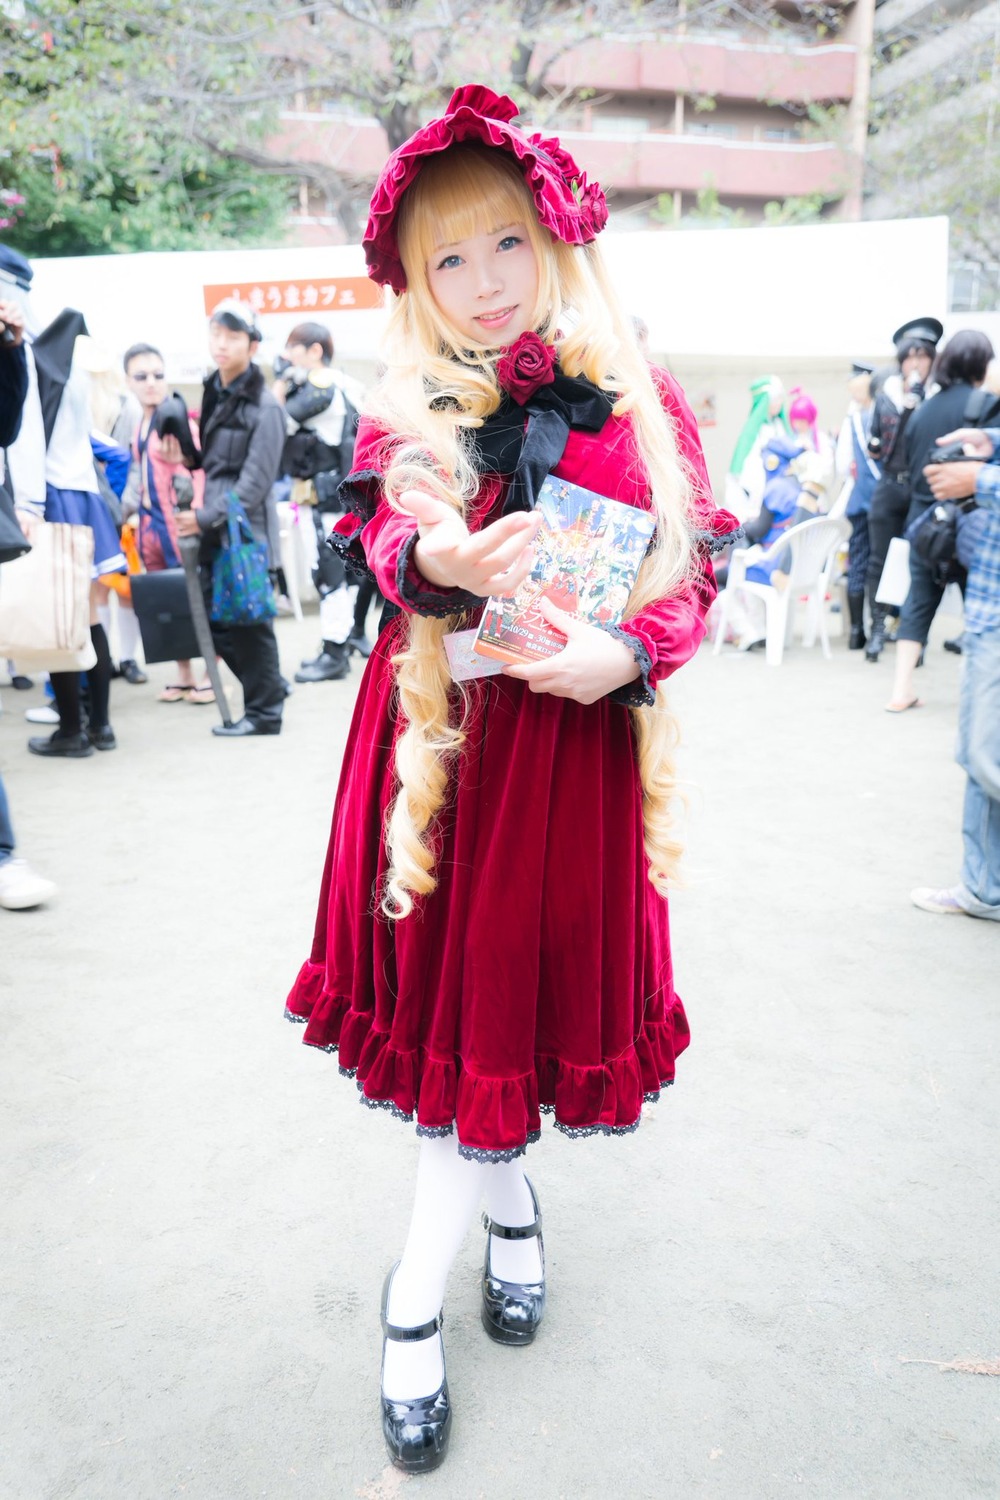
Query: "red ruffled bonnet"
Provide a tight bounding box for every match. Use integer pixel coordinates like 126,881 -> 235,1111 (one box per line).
363,84 -> 609,294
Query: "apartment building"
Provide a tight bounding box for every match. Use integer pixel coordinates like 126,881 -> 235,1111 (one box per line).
280,2 -> 878,246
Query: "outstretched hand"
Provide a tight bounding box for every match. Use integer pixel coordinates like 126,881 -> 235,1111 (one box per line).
400,489 -> 540,597
503,596 -> 641,705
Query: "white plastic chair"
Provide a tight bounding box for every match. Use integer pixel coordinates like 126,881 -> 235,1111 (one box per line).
713,515 -> 849,667
827,478 -> 853,520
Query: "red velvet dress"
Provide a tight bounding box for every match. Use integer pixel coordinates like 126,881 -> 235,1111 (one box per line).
285,370 -> 738,1160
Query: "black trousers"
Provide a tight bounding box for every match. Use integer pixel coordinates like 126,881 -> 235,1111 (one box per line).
865,476 -> 911,609
201,575 -> 284,728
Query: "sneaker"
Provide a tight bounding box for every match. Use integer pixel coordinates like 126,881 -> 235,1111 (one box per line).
25,706 -> 60,725
119,660 -> 148,686
910,886 -> 969,916
0,858 -> 57,910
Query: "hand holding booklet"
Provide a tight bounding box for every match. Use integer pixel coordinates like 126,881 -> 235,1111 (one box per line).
444,475 -> 655,681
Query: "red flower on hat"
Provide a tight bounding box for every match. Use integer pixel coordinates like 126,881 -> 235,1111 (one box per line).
363,84 -> 609,293
497,332 -> 558,406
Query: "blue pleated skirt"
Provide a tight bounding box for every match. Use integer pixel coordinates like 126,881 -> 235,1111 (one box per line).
43,486 -> 126,576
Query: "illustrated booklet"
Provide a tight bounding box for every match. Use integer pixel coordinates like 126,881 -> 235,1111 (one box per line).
471,474 -> 655,667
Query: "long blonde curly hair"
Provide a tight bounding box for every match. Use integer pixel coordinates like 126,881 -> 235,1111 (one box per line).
365,145 -> 702,919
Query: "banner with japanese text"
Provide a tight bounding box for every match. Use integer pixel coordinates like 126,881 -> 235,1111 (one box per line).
203,278 -> 382,316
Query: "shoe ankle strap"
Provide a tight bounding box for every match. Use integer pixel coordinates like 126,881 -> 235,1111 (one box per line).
482,1176 -> 543,1240
381,1309 -> 443,1343
483,1214 -> 541,1241
381,1263 -> 443,1342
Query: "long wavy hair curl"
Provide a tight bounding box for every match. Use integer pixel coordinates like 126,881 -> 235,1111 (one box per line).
365,145 -> 701,919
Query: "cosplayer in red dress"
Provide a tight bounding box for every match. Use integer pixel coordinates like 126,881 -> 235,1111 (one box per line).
283,85 -> 739,1474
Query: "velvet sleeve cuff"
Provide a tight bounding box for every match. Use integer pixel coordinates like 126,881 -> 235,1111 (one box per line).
395,529 -> 482,617
338,467 -> 383,519
694,519 -> 745,555
605,625 -> 656,707
328,514 -> 376,582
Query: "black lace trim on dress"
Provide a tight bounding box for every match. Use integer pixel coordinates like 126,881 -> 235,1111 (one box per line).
396,529 -> 481,618
457,1132 -> 542,1164
337,468 -> 383,523
328,523 -> 377,584
606,625 -> 656,708
287,1008 -> 675,1152
696,523 -> 745,555
356,1088 -> 416,1127
554,1118 -> 641,1140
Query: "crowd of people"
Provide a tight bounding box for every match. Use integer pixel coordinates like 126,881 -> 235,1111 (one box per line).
1,238 -> 997,929
721,317 -> 1000,922
0,244 -> 379,908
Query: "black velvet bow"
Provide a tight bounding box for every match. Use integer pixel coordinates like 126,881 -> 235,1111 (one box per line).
469,366 -> 616,514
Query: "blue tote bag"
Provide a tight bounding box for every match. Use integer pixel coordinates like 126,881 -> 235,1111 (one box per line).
210,493 -> 276,627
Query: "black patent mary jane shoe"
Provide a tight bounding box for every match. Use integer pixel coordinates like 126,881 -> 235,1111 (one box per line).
481,1177 -> 546,1346
380,1266 -> 452,1474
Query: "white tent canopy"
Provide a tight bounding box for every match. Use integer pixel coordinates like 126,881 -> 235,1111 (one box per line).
25,215 -> 950,380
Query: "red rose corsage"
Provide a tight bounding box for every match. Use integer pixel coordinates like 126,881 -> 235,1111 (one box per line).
497,332 -> 558,405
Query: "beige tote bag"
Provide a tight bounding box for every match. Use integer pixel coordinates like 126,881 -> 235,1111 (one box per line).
0,521 -> 97,671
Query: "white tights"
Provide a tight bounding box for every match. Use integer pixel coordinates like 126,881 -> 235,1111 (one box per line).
381,1134 -> 543,1399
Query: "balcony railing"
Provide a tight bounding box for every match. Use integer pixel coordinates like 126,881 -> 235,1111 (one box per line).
558,129 -> 855,199
544,34 -> 859,103
273,115 -> 855,202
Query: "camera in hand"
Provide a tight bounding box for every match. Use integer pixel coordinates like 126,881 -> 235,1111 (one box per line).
152,393 -> 198,463
928,442 -> 981,465
171,474 -> 195,510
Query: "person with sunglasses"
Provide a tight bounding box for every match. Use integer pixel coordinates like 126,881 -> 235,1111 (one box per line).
124,343 -> 211,703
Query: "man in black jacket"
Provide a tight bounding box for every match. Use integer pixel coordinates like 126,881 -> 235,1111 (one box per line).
173,300 -> 287,737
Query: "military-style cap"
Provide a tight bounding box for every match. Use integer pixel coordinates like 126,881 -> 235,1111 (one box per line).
0,244 -> 33,289
892,316 -> 944,357
851,360 -> 874,377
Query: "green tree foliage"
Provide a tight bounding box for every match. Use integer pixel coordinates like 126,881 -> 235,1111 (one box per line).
1,0 -> 823,254
1,2 -> 292,255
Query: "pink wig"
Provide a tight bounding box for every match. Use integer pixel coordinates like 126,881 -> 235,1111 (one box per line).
788,387 -> 818,450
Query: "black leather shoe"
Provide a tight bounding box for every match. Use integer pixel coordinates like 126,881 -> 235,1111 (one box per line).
380,1265 -> 451,1473
28,730 -> 94,759
481,1177 -> 545,1346
294,647 -> 350,683
88,725 -> 117,751
865,605 -> 887,662
211,717 -> 281,738
119,659 -> 148,685
347,630 -> 374,658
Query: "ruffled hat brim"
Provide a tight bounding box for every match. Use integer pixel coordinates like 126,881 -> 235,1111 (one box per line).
363,84 -> 608,294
